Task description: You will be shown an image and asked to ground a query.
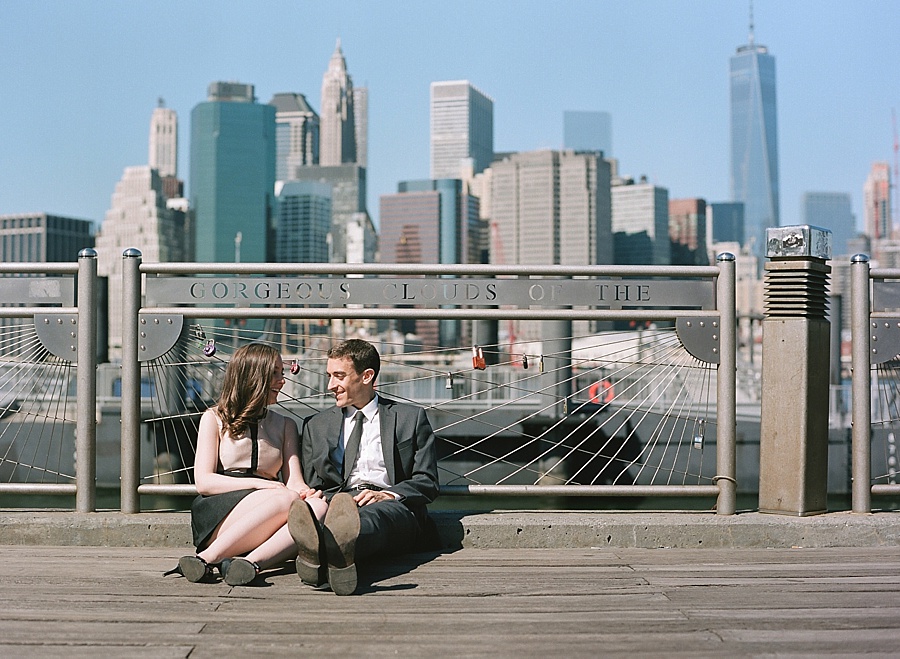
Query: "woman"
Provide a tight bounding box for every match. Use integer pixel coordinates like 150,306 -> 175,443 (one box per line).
170,343 -> 327,586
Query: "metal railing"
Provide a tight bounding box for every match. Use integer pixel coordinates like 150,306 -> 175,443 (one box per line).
851,255 -> 900,511
0,250 -> 738,514
119,252 -> 737,514
9,250 -> 899,515
0,250 -> 97,511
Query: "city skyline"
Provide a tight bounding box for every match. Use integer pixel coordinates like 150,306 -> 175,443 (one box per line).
1,1 -> 898,243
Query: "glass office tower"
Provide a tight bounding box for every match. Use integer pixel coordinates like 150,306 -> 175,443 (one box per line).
275,181 -> 331,263
190,82 -> 276,263
730,28 -> 779,261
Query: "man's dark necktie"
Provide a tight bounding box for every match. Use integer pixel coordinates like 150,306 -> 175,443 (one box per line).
342,410 -> 365,483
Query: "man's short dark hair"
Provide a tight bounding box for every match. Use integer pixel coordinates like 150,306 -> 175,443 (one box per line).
327,338 -> 380,379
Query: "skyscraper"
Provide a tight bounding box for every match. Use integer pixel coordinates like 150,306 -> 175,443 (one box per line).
864,162 -> 892,241
612,177 -> 670,265
802,192 -> 855,256
148,99 -> 184,200
190,81 -> 276,263
563,110 -> 612,155
275,181 -> 331,263
320,40 -> 357,167
270,92 -> 319,181
489,150 -> 612,267
430,81 -> 493,180
289,42 -> 371,265
730,17 -> 779,259
488,150 -> 612,342
149,99 -> 177,178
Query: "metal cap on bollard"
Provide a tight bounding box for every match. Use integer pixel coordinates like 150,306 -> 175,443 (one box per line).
765,225 -> 832,261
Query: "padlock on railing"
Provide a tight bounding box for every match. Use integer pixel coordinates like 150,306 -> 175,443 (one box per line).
472,345 -> 486,370
693,418 -> 705,450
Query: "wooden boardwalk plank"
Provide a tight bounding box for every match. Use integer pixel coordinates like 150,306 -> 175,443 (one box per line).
0,545 -> 899,656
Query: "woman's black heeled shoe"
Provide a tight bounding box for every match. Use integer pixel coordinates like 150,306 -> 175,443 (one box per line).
163,555 -> 215,583
222,557 -> 260,586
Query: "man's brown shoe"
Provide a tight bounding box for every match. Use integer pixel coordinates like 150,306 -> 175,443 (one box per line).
288,499 -> 324,586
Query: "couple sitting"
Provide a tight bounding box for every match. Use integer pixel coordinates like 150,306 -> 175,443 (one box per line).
168,338 -> 439,595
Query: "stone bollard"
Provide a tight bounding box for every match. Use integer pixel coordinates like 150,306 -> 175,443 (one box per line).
758,226 -> 832,516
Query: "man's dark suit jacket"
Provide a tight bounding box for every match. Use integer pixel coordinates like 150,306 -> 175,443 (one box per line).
300,395 -> 439,518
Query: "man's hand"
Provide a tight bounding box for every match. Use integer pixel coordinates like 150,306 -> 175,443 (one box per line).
353,490 -> 396,506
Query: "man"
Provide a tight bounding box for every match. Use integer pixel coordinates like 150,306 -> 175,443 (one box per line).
289,338 -> 440,595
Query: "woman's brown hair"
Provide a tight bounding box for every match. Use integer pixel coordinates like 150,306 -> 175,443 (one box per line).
215,343 -> 280,437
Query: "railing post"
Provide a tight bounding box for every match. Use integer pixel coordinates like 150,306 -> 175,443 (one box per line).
121,249 -> 142,513
75,249 -> 98,513
716,252 -> 737,515
850,254 -> 871,512
758,226 -> 832,516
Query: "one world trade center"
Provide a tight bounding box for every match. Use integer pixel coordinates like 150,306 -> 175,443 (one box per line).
730,16 -> 779,261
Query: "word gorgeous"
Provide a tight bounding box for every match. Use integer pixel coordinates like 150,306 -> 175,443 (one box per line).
146,277 -> 714,309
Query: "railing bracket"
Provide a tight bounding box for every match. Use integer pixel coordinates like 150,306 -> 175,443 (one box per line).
676,316 -> 720,364
137,314 -> 184,362
34,313 -> 79,360
869,317 -> 900,365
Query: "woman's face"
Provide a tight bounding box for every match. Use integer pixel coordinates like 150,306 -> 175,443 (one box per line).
268,355 -> 285,405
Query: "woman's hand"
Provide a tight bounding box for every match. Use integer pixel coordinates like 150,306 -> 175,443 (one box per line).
299,487 -> 324,500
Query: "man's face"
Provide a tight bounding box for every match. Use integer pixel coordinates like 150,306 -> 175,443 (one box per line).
326,356 -> 375,409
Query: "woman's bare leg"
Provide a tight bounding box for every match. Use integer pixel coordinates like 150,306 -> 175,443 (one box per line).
245,524 -> 298,568
247,494 -> 330,567
198,488 -> 300,564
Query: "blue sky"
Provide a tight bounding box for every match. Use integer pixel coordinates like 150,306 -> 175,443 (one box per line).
2,0 -> 898,236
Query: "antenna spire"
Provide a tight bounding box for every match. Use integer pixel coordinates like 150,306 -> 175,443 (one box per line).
748,0 -> 755,45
